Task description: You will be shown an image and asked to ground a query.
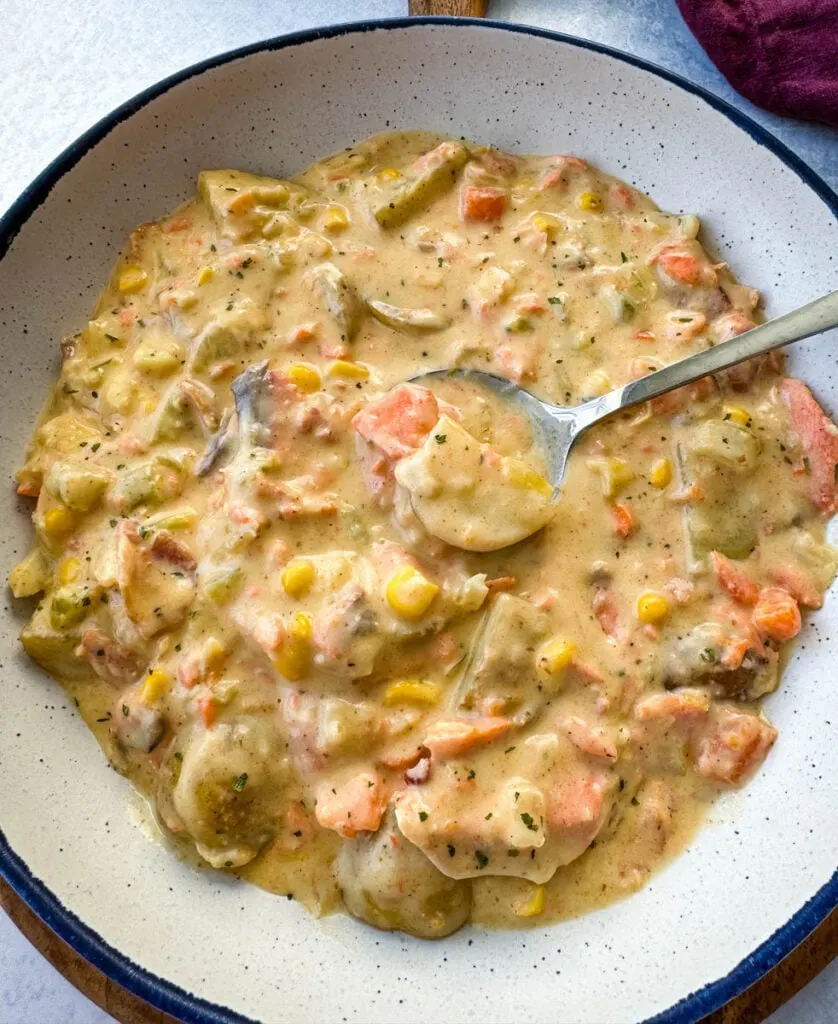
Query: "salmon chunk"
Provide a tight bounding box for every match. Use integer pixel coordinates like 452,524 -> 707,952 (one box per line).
781,378 -> 838,513
352,383 -> 440,459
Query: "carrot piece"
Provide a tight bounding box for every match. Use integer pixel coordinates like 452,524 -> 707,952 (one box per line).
314,772 -> 386,839
710,551 -> 760,606
423,717 -> 512,760
751,587 -> 802,642
654,250 -> 703,286
352,383 -> 440,459
199,695 -> 217,728
460,186 -> 507,223
485,575 -> 518,592
780,378 -> 838,513
611,503 -> 634,538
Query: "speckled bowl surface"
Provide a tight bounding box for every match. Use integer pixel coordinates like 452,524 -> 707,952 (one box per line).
0,17 -> 836,1024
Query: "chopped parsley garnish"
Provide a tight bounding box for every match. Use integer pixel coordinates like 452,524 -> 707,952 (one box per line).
467,768 -> 476,780
520,812 -> 538,832
434,434 -> 447,444
631,796 -> 640,806
507,849 -> 520,857
447,844 -> 456,857
547,296 -> 563,305
121,704 -> 129,717
419,810 -> 429,822
232,772 -> 249,792
485,812 -> 493,820
90,442 -> 101,452
475,850 -> 489,868
620,251 -> 628,263
700,647 -> 717,663
504,745 -> 516,754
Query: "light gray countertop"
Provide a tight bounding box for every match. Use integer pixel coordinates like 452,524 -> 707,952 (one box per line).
0,2 -> 835,1022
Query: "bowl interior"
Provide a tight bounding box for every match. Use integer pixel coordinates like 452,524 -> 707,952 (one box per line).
0,20 -> 837,1024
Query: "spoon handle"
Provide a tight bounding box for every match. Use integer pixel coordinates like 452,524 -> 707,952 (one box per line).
574,290 -> 838,431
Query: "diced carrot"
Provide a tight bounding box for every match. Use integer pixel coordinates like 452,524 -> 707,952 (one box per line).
780,378 -> 838,513
314,772 -> 386,839
654,250 -> 703,286
611,503 -> 634,538
610,182 -> 636,209
563,716 -> 618,761
547,773 -> 604,833
592,586 -> 622,639
634,689 -> 710,722
751,587 -> 802,642
694,706 -> 777,786
771,565 -> 823,609
352,383 -> 440,459
710,551 -> 760,606
423,717 -> 512,760
199,695 -> 217,728
15,474 -> 40,497
460,186 -> 507,223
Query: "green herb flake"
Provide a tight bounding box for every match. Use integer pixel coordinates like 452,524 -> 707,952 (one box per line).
484,812 -> 493,820
475,850 -> 489,868
121,704 -> 129,717
232,772 -> 249,792
547,296 -> 563,305
418,810 -> 429,822
700,647 -> 717,663
631,796 -> 639,806
434,434 -> 447,445
520,812 -> 538,832
620,251 -> 628,263
447,844 -> 456,858
467,768 -> 476,780
507,849 -> 520,857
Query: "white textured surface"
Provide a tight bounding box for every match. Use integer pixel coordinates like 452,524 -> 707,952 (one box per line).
0,3 -> 835,1024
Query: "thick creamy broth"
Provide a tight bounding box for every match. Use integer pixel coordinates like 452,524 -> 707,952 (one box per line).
11,130 -> 838,937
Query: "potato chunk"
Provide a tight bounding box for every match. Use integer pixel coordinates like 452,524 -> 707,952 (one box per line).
395,416 -> 555,551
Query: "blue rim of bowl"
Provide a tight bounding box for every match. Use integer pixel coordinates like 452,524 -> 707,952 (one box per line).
1,15 -> 836,1024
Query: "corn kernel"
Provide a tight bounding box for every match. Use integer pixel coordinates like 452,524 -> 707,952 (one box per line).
538,638 -> 576,676
322,206 -> 349,232
273,615 -> 312,681
203,637 -> 226,674
516,884 -> 545,918
385,565 -> 439,621
118,266 -> 148,294
291,612 -> 313,641
376,168 -> 402,183
281,557 -> 315,598
383,680 -> 441,707
649,457 -> 672,489
57,557 -> 81,585
587,457 -> 635,498
579,192 -> 603,212
141,669 -> 171,705
197,266 -> 214,286
502,458 -> 553,498
724,406 -> 752,427
287,364 -> 322,394
637,591 -> 670,623
532,212 -> 560,234
327,360 -> 370,380
43,506 -> 75,538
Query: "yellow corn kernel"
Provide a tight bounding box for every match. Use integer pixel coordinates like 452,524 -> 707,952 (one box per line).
281,557 -> 315,598
578,191 -> 603,212
197,266 -> 214,286
203,637 -> 226,674
273,615 -> 312,681
327,360 -> 370,380
291,612 -> 313,641
287,363 -> 322,394
516,884 -> 545,918
58,557 -> 81,585
502,458 -> 554,498
43,506 -> 76,538
142,397 -> 158,414
322,206 -> 349,232
376,168 -> 402,183
587,457 -> 635,498
538,638 -> 576,676
724,406 -> 752,427
531,212 -> 560,234
385,565 -> 439,621
637,590 -> 670,624
383,680 -> 441,707
649,457 -> 672,489
141,669 -> 171,705
118,266 -> 148,294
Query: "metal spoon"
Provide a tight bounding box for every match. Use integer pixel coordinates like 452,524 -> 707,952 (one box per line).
413,290 -> 838,489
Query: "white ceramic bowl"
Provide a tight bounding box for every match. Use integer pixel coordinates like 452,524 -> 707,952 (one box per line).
1,17 -> 836,1024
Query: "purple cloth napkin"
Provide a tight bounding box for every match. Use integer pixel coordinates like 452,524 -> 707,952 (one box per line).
677,0 -> 838,126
